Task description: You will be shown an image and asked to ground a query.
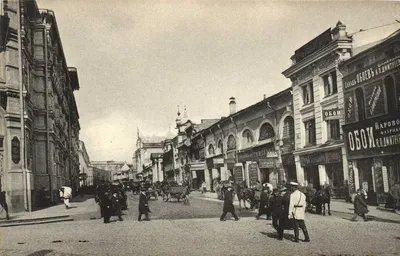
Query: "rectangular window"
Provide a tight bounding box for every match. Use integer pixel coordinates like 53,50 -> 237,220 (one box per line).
304,119 -> 316,146
327,120 -> 340,140
322,70 -> 338,97
302,82 -> 314,105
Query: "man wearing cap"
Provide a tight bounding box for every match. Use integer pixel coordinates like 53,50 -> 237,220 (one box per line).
288,182 -> 310,242
256,184 -> 272,220
138,186 -> 151,221
220,182 -> 239,221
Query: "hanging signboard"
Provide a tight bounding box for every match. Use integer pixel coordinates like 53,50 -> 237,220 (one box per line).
249,163 -> 258,185
12,136 -> 20,164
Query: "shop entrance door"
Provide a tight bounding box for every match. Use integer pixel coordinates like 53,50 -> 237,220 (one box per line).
304,166 -> 320,188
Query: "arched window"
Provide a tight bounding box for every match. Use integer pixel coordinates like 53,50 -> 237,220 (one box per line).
217,140 -> 223,154
242,129 -> 253,148
208,144 -> 215,155
227,135 -> 236,150
384,75 -> 396,114
282,116 -> 295,140
355,88 -> 365,121
259,123 -> 275,141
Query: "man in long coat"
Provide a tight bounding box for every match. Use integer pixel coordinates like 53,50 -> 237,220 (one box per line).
276,187 -> 290,240
256,184 -> 271,220
288,182 -> 310,243
220,183 -> 239,221
351,189 -> 368,221
138,187 -> 151,221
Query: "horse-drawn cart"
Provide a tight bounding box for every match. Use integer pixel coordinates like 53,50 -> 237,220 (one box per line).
163,186 -> 189,204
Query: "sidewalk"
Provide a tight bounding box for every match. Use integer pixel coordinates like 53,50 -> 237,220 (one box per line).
0,195 -> 100,225
193,191 -> 400,223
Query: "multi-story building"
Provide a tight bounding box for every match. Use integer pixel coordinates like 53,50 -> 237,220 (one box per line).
78,141 -> 91,186
90,161 -> 125,183
340,29 -> 400,204
197,90 -> 294,191
1,0 -> 80,211
282,22 -> 352,195
90,166 -> 112,186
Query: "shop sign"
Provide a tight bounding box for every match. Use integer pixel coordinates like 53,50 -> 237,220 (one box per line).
343,115 -> 400,158
238,150 -> 253,162
373,159 -> 386,204
213,158 -> 224,165
249,163 -> 258,185
12,137 -> 20,164
234,166 -> 243,183
281,154 -> 295,166
259,158 -> 275,168
295,28 -> 332,62
322,108 -> 343,121
348,162 -> 356,194
300,149 -> 342,167
343,53 -> 400,91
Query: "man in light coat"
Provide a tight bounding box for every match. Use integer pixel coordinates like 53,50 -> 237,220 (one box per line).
288,182 -> 310,243
59,186 -> 72,209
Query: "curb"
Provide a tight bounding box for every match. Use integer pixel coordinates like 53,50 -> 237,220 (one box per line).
0,215 -> 73,227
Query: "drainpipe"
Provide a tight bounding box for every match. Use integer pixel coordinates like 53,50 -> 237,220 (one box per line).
229,117 -> 238,181
43,14 -> 53,202
17,0 -> 28,211
267,101 -> 281,183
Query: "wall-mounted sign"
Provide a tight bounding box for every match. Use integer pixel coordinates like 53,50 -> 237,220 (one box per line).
322,108 -> 343,121
343,54 -> 400,91
348,162 -> 356,194
12,136 -> 20,164
249,163 -> 258,185
299,149 -> 342,167
234,166 -> 243,183
259,158 -> 275,168
343,115 -> 400,159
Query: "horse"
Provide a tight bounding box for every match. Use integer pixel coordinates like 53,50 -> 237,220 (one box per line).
306,185 -> 332,216
233,183 -> 257,210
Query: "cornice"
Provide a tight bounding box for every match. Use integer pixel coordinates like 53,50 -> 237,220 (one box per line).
320,94 -> 338,108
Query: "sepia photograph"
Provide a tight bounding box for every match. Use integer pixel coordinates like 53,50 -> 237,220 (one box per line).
0,0 -> 399,255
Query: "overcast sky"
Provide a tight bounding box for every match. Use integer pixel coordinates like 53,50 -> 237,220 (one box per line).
36,0 -> 400,163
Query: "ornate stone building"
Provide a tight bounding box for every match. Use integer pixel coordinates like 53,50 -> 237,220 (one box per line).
0,0 -> 80,211
78,141 -> 91,186
282,22 -> 352,195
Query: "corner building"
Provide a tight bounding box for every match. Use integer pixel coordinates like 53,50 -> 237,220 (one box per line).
340,29 -> 400,205
282,22 -> 352,196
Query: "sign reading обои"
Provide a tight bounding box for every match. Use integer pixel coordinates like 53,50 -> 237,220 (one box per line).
343,54 -> 400,90
343,116 -> 400,158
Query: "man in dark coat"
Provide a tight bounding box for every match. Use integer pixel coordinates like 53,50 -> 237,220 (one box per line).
276,186 -> 291,240
220,183 -> 239,221
351,189 -> 368,221
270,188 -> 284,231
138,187 -> 151,221
256,184 -> 271,220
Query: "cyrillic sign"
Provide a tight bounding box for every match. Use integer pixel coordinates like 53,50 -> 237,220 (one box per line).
323,108 -> 343,121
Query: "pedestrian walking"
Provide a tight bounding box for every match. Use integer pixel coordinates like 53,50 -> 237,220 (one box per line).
201,181 -> 207,194
59,186 -> 72,209
220,182 -> 239,221
256,184 -> 271,220
138,187 -> 151,221
276,186 -> 291,240
389,182 -> 400,212
288,182 -> 310,243
351,189 -> 369,222
270,188 -> 284,232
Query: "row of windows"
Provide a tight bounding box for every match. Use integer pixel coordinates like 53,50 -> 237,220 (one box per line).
301,70 -> 338,106
207,117 -> 295,155
304,119 -> 341,146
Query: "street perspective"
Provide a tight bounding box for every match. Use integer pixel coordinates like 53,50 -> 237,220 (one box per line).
1,0 -> 400,256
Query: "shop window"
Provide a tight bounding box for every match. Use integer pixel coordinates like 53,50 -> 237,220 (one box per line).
227,135 -> 236,150
242,129 -> 253,148
355,88 -> 365,121
304,119 -> 316,146
326,163 -> 344,188
327,120 -> 341,140
259,123 -> 275,141
301,82 -> 314,105
384,75 -> 397,115
322,70 -> 338,97
282,116 -> 295,140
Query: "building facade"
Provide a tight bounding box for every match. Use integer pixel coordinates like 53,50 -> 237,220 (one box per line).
78,141 -> 91,186
1,0 -> 80,212
198,90 -> 294,191
90,161 -> 124,183
340,29 -> 400,204
282,22 -> 352,196
90,166 -> 111,186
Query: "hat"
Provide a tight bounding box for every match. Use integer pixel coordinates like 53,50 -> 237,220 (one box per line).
289,182 -> 299,186
279,187 -> 287,192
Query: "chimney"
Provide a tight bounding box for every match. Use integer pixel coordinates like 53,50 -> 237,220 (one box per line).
263,94 -> 267,100
332,20 -> 347,40
229,97 -> 236,115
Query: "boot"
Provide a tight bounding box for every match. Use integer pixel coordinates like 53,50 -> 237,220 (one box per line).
293,229 -> 299,243
303,230 -> 310,242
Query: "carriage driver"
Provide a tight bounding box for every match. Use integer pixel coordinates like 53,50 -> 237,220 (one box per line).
288,182 -> 310,243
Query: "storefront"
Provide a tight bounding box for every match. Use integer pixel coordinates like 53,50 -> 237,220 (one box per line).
206,157 -> 224,191
340,34 -> 400,204
281,153 -> 296,182
190,162 -> 206,189
299,148 -> 343,190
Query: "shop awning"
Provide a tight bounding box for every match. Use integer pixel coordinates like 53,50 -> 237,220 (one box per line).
190,163 -> 206,171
